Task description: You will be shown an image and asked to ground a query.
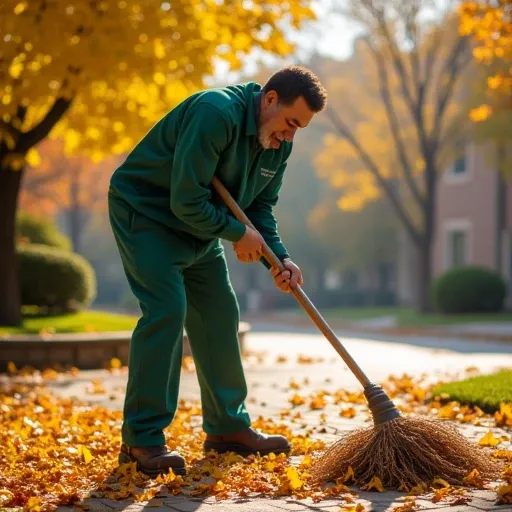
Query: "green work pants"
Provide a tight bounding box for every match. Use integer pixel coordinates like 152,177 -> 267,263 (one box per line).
108,194 -> 251,447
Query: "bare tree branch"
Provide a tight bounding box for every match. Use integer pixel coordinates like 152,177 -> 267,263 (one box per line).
15,96 -> 73,154
366,3 -> 416,110
324,105 -> 422,246
0,121 -> 20,140
365,38 -> 425,209
431,36 -> 471,149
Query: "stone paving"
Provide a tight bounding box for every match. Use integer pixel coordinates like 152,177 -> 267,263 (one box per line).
11,329 -> 512,512
34,333 -> 512,512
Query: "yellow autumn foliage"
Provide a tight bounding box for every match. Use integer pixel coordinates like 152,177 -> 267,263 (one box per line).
0,0 -> 315,166
314,15 -> 467,213
458,1 -> 511,121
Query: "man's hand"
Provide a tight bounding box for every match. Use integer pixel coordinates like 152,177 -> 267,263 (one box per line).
233,226 -> 265,263
271,259 -> 303,293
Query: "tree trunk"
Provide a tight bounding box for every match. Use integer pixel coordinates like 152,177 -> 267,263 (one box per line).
416,237 -> 433,313
496,143 -> 506,272
418,162 -> 437,313
0,166 -> 24,326
69,206 -> 82,253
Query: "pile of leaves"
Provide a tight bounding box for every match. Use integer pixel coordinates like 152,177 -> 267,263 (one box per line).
0,364 -> 511,511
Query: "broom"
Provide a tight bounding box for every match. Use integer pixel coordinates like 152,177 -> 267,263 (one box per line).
211,176 -> 500,490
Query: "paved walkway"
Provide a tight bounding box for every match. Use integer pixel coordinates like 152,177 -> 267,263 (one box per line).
31,329 -> 511,512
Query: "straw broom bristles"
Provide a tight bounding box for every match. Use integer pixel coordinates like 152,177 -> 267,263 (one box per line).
309,415 -> 502,489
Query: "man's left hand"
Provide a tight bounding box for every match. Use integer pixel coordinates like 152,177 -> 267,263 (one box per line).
271,259 -> 303,293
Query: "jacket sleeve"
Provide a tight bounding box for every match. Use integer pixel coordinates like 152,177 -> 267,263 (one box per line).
244,160 -> 290,269
170,103 -> 247,242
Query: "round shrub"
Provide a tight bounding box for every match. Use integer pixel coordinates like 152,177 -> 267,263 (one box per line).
18,244 -> 97,313
16,212 -> 72,251
431,265 -> 507,314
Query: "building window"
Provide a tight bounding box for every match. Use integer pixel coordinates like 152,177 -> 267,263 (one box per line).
449,230 -> 467,267
453,152 -> 466,174
444,219 -> 472,270
445,140 -> 471,183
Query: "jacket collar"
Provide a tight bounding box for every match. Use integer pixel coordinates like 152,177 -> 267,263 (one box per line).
245,83 -> 262,137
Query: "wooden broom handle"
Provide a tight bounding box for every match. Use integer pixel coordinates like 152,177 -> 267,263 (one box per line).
211,176 -> 371,388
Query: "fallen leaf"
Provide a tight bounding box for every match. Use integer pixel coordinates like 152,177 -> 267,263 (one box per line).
342,466 -> 355,483
463,468 -> 485,488
408,482 -> 427,495
362,476 -> 384,492
341,504 -> 365,511
340,407 -> 357,418
79,445 -> 94,464
432,476 -> 450,488
478,431 -> 501,447
392,501 -> 418,512
497,484 -> 512,504
432,487 -> 450,503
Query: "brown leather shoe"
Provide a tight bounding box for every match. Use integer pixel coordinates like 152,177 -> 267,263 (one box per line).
204,427 -> 291,457
118,443 -> 186,477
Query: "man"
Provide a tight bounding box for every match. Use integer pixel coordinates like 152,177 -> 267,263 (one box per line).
108,65 -> 327,478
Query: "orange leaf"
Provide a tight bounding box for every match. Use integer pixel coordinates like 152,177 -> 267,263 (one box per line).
362,476 -> 384,492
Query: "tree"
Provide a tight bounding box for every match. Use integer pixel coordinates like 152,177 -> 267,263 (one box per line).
20,139 -> 118,253
309,192 -> 398,278
458,0 -> 511,122
0,0 -> 316,325
312,0 -> 473,312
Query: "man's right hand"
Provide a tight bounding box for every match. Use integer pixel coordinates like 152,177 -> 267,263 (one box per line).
233,226 -> 265,263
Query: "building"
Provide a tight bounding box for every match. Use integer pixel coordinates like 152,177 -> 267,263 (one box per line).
397,140 -> 512,309
433,140 -> 512,307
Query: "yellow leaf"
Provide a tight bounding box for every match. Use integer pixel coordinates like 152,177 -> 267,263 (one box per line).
300,454 -> 312,468
289,394 -> 306,406
362,476 -> 384,492
432,477 -> 450,488
289,379 -> 300,390
7,361 -> 17,374
153,39 -> 166,59
153,72 -> 166,85
25,497 -> 42,512
408,482 -> 427,495
478,431 -> 501,447
463,468 -> 485,488
342,466 -> 355,483
79,445 -> 94,464
14,2 -> 27,15
213,480 -> 225,492
342,504 -> 365,511
497,484 -> 512,502
110,357 -> 122,369
9,61 -> 24,79
495,402 -> 512,426
265,461 -> 277,472
432,487 -> 450,503
285,466 -> 304,490
340,407 -> 357,418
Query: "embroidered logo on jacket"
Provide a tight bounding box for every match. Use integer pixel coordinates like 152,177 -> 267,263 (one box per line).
261,168 -> 276,178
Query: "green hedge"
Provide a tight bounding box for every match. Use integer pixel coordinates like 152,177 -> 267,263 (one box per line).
18,244 -> 97,313
16,212 -> 71,251
431,265 -> 507,314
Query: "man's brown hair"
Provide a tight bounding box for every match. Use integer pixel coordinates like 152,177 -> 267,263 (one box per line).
262,65 -> 327,113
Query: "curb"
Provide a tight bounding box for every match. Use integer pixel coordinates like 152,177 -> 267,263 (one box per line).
244,314 -> 512,343
0,322 -> 251,372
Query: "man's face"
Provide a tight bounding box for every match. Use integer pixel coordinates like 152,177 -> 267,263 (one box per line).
258,91 -> 315,150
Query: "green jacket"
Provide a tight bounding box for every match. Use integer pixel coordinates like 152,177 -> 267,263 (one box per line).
109,81 -> 291,266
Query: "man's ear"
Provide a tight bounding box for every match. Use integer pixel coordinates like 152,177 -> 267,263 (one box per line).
263,90 -> 278,107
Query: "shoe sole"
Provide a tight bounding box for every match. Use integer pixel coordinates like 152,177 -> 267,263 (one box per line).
118,451 -> 187,478
203,441 -> 291,457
